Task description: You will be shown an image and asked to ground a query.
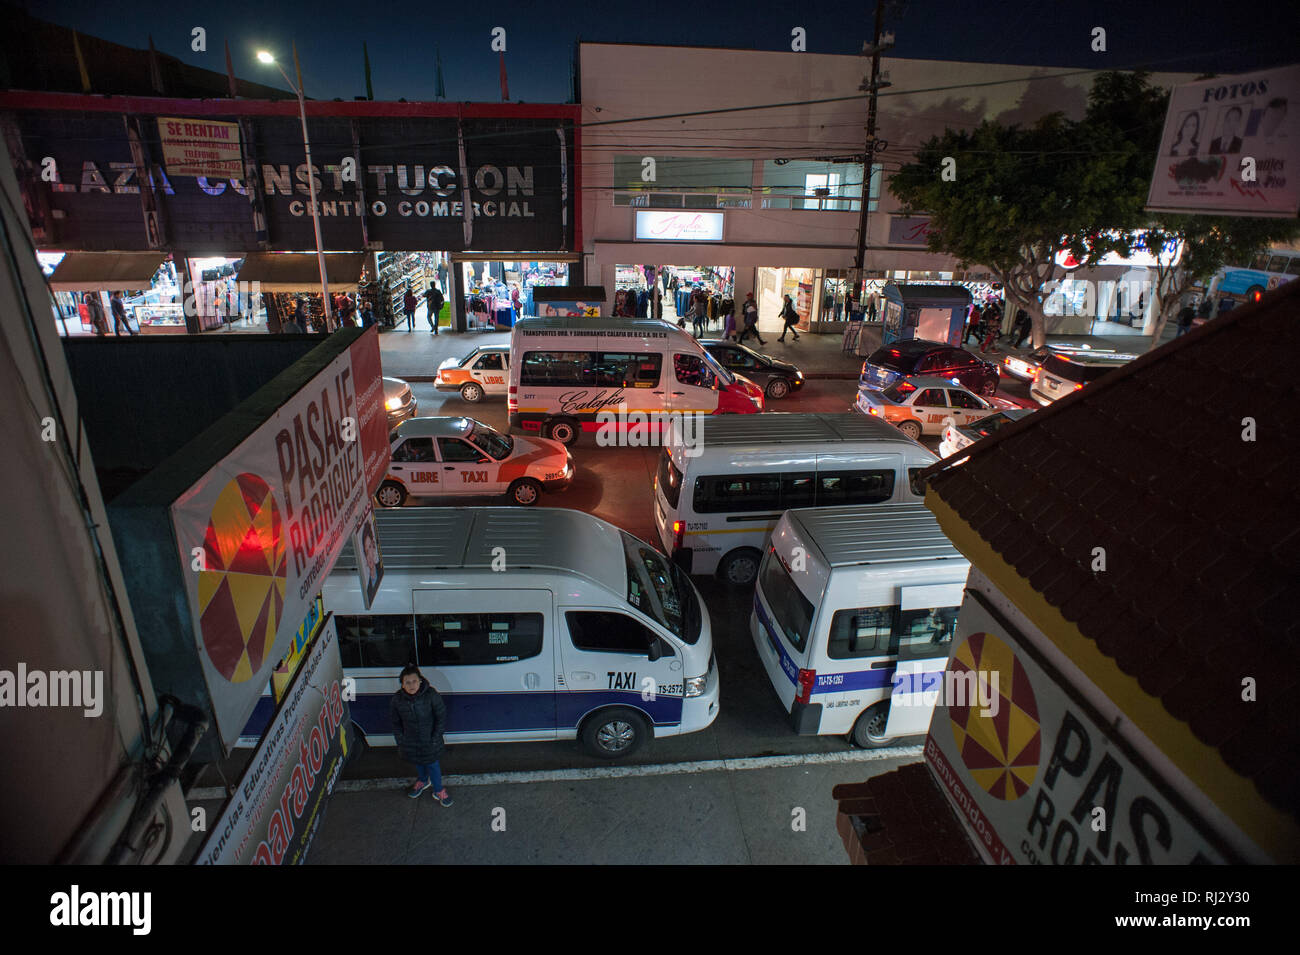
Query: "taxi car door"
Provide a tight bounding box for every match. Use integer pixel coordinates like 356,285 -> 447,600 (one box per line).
945,389 -> 992,426
389,437 -> 441,496
436,437 -> 498,494
472,352 -> 509,394
910,388 -> 951,432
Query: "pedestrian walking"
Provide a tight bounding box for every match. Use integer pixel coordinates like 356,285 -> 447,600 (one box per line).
379,279 -> 393,328
360,303 -> 376,330
109,290 -> 136,336
962,302 -> 980,344
390,665 -> 453,806
979,303 -> 1002,354
403,286 -> 418,331
689,297 -> 706,338
721,302 -> 736,341
776,294 -> 801,341
427,283 -> 444,334
84,291 -> 109,336
738,293 -> 766,345
1175,301 -> 1196,337
1011,307 -> 1031,348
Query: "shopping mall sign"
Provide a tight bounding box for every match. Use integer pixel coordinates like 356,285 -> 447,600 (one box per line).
925,596 -> 1227,865
168,329 -> 389,747
197,616 -> 353,865
1146,64 -> 1300,218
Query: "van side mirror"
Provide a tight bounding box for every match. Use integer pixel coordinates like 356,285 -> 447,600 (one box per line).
647,637 -> 663,662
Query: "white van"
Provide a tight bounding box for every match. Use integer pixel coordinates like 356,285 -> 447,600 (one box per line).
751,503 -> 969,747
324,506 -> 718,758
508,317 -> 764,446
654,413 -> 938,586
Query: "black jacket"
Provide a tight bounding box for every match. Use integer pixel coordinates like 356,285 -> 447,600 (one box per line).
390,678 -> 448,764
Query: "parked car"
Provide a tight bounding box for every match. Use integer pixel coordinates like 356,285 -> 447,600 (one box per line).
376,416 -> 573,508
854,376 -> 1019,440
1030,351 -> 1136,406
1002,344 -> 1122,383
938,408 -> 1036,458
383,376 -> 418,428
435,344 -> 510,403
859,339 -> 1001,397
699,340 -> 805,399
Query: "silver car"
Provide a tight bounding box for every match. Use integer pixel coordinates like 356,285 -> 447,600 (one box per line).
383,376 -> 418,428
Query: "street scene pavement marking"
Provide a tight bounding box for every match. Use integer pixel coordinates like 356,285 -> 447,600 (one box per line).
189,745 -> 924,800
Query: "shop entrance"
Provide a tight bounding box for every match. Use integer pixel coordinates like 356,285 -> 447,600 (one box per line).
615,264 -> 735,331
454,258 -> 572,330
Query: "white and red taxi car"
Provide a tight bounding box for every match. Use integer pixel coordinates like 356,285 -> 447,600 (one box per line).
853,376 -> 1020,441
435,344 -> 510,403
375,416 -> 572,508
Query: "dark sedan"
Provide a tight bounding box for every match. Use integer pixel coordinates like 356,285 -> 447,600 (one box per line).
860,339 -> 1001,396
700,340 -> 805,399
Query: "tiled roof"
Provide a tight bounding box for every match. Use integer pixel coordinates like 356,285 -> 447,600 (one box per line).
834,763 -> 980,865
922,279 -> 1300,821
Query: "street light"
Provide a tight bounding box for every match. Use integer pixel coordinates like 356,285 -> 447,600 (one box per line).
257,46 -> 332,328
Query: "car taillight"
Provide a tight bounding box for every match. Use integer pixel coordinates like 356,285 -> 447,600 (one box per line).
1074,382 -> 1084,390
672,520 -> 685,552
867,406 -> 879,415
796,668 -> 817,705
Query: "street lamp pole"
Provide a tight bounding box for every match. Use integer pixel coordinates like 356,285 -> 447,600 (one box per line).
263,45 -> 332,328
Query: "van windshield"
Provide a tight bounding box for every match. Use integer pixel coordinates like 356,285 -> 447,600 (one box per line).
758,546 -> 816,654
621,532 -> 701,645
701,350 -> 735,386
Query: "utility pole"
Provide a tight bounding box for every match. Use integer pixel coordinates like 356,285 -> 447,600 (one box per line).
853,0 -> 893,301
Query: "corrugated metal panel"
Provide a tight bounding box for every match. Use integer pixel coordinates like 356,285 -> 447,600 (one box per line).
48,252 -> 167,291
698,413 -> 913,448
788,503 -> 962,567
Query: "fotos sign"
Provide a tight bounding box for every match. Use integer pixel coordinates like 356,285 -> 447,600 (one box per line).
169,329 -> 389,747
197,616 -> 353,864
925,597 -> 1228,865
1146,65 -> 1300,217
158,117 -> 243,179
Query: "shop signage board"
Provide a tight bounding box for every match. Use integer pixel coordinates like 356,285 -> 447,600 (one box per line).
157,117 -> 243,179
925,596 -> 1228,865
12,111 -> 576,253
168,329 -> 389,747
888,215 -> 934,247
1146,64 -> 1300,218
1054,230 -> 1184,270
634,210 -> 724,242
196,615 -> 354,865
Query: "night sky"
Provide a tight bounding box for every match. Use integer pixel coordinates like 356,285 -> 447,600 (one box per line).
19,0 -> 1300,104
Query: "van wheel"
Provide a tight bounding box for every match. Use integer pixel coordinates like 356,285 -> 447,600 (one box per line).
766,378 -> 791,400
508,478 -> 542,506
460,382 -> 484,403
581,707 -> 648,758
718,548 -> 762,587
851,703 -> 893,749
545,418 -> 579,446
897,420 -> 923,441
980,378 -> 997,397
375,481 -> 406,508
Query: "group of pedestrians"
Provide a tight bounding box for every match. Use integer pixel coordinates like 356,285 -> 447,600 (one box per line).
962,298 -> 1031,352
699,291 -> 801,346
80,290 -> 137,336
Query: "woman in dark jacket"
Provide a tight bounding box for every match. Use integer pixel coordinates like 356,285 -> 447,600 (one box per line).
777,294 -> 801,341
390,665 -> 453,804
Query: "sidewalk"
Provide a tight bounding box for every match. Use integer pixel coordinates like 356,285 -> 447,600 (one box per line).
295,750 -> 920,865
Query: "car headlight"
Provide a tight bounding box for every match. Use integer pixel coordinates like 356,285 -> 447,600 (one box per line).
385,397 -> 402,411
794,370 -> 804,379
685,674 -> 708,697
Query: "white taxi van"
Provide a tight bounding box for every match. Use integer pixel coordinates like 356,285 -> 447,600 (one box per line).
375,416 -> 572,507
509,317 -> 764,446
435,344 -> 511,403
654,413 -> 937,586
326,507 -> 719,758
751,503 -> 970,747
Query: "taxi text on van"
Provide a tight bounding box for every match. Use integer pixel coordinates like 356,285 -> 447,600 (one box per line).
751,503 -> 970,747
653,413 -> 937,586
508,317 -> 763,446
312,507 -> 720,758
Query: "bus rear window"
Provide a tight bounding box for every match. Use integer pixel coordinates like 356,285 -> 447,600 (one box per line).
657,450 -> 683,509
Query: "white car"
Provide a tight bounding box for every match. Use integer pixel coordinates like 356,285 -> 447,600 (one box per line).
435,344 -> 511,402
376,416 -> 573,507
853,376 -> 1019,440
938,408 -> 1035,458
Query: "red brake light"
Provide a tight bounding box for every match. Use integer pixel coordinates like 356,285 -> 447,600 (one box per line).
509,385 -> 517,393
868,407 -> 879,415
1074,383 -> 1084,391
796,668 -> 817,705
672,520 -> 685,551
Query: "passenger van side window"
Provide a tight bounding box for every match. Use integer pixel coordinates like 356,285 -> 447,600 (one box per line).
415,613 -> 544,666
827,608 -> 896,659
693,475 -> 782,513
336,614 -> 416,668
521,351 -> 595,387
566,611 -> 673,657
595,352 -> 662,388
908,468 -> 927,497
816,470 -> 895,506
897,607 -> 960,660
